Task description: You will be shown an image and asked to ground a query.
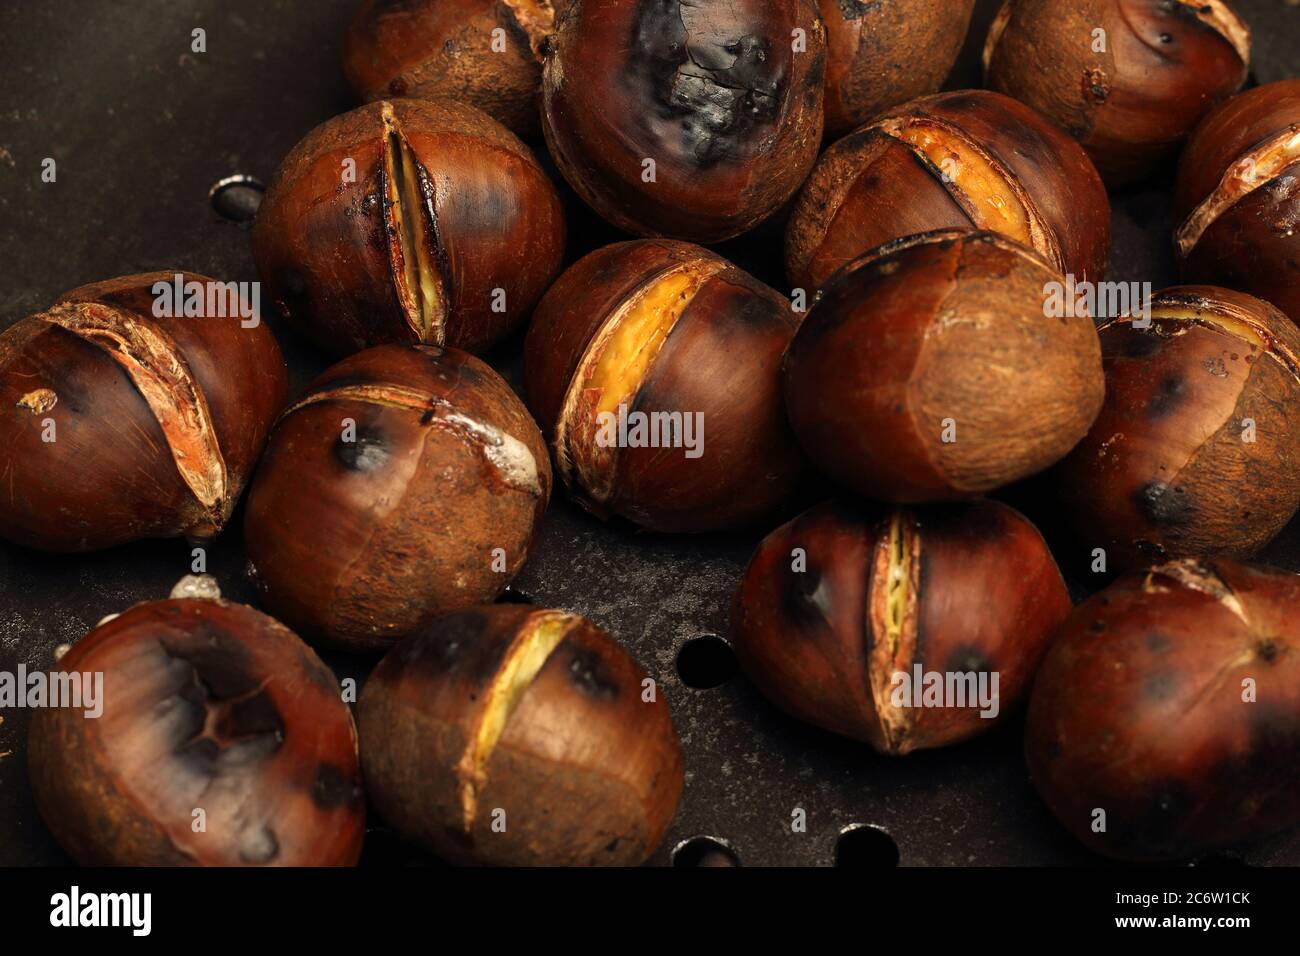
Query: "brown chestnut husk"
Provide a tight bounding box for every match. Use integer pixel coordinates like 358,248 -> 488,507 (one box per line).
1054,285 -> 1300,571
784,230 -> 1104,502
0,272 -> 287,552
253,98 -> 565,357
984,0 -> 1250,186
1026,558 -> 1300,862
27,586 -> 364,866
359,604 -> 684,865
785,89 -> 1111,292
524,240 -> 805,532
343,0 -> 569,138
1175,79 -> 1300,325
540,0 -> 827,242
819,0 -> 975,136
244,344 -> 551,652
732,498 -> 1071,754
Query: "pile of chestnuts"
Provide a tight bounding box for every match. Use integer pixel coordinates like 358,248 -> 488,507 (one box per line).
6,0 -> 1300,869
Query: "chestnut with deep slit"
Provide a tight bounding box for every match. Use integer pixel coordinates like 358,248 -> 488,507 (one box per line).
454,609 -> 579,831
867,511 -> 921,753
380,103 -> 448,345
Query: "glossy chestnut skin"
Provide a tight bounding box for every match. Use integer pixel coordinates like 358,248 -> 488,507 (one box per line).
819,0 -> 974,136
732,498 -> 1071,754
254,99 -> 565,357
784,231 -> 1104,502
28,595 -> 364,866
0,272 -> 287,552
1026,558 -> 1300,862
343,0 -> 569,138
984,0 -> 1250,186
1055,286 -> 1300,571
359,604 -> 684,865
244,344 -> 551,652
524,240 -> 805,532
786,89 -> 1111,292
540,0 -> 827,242
1175,80 -> 1300,325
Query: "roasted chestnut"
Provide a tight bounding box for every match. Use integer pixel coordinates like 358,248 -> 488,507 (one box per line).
0,271 -> 287,552
27,581 -> 364,866
784,230 -> 1104,502
984,0 -> 1250,186
785,89 -> 1111,292
359,604 -> 684,865
343,0 -> 570,138
524,240 -> 805,532
1175,79 -> 1300,324
819,0 -> 975,136
732,498 -> 1071,754
1054,286 -> 1300,571
244,344 -> 551,652
253,99 -> 565,357
1026,558 -> 1300,862
540,0 -> 827,242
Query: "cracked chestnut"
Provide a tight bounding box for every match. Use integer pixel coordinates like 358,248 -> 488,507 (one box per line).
524,240 -> 805,532
0,272 -> 287,552
819,0 -> 975,136
732,498 -> 1071,754
253,99 -> 565,357
28,589 -> 364,866
785,89 -> 1110,292
359,604 -> 684,865
1175,79 -> 1300,325
1026,558 -> 1300,862
984,0 -> 1250,186
244,344 -> 551,652
540,0 -> 827,242
784,231 -> 1104,502
1054,286 -> 1300,570
343,0 -> 570,138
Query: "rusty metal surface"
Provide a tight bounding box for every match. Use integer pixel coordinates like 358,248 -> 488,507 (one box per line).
1,0 -> 1298,867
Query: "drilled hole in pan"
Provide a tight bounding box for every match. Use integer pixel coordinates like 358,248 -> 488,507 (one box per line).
835,824 -> 899,867
497,587 -> 535,605
674,633 -> 738,689
671,835 -> 741,867
209,174 -> 265,222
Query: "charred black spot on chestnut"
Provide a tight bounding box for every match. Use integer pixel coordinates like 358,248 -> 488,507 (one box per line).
1148,631 -> 1173,652
312,763 -> 357,809
1257,638 -> 1280,663
565,645 -> 620,701
1145,671 -> 1179,700
1090,620 -> 1107,634
1123,331 -> 1166,358
1136,480 -> 1195,527
944,644 -> 993,676
334,429 -> 390,473
1148,374 -> 1188,417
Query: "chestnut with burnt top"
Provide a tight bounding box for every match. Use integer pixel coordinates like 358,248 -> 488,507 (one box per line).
784,231 -> 1104,502
343,0 -> 571,138
253,99 -> 564,357
0,272 -> 287,552
1175,80 -> 1300,325
785,89 -> 1110,292
819,0 -> 975,136
28,591 -> 364,866
540,0 -> 826,242
1027,558 -> 1300,862
732,498 -> 1070,754
244,344 -> 551,652
359,604 -> 684,865
1054,286 -> 1300,570
524,240 -> 805,532
984,0 -> 1250,186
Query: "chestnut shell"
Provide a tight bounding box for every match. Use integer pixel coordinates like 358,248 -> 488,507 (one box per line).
1026,558 -> 1300,862
784,230 -> 1104,502
984,0 -> 1250,186
1054,285 -> 1300,570
359,604 -> 684,865
540,0 -> 827,241
27,597 -> 364,866
244,344 -> 551,652
524,239 -> 805,532
785,89 -> 1111,292
0,272 -> 287,551
732,498 -> 1071,754
253,98 -> 565,357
